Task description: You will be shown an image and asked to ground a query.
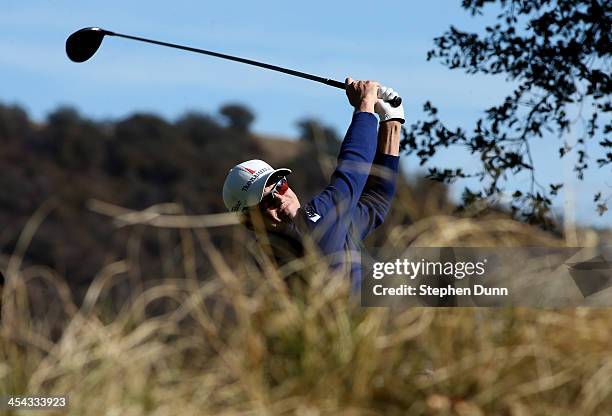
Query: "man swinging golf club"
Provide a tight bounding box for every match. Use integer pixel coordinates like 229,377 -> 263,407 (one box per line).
222,78 -> 403,292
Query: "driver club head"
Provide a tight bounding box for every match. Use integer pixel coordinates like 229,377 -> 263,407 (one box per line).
66,27 -> 107,62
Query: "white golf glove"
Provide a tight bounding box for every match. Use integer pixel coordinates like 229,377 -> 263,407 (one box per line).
375,86 -> 405,124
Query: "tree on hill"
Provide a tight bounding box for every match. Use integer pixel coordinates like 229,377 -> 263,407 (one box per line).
31,107 -> 105,170
297,118 -> 341,156
219,104 -> 255,132
403,0 -> 610,228
0,104 -> 30,144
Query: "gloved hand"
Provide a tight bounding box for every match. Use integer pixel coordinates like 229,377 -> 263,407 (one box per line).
375,86 -> 405,124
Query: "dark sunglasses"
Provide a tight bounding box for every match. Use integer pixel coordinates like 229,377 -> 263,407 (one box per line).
259,177 -> 288,209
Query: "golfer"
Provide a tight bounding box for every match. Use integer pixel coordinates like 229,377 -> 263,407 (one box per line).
222,78 -> 403,292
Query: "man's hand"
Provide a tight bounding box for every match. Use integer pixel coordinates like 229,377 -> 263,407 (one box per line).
375,86 -> 405,124
345,77 -> 379,114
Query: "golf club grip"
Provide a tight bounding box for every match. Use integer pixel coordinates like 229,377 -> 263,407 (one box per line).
326,79 -> 402,108
386,96 -> 402,108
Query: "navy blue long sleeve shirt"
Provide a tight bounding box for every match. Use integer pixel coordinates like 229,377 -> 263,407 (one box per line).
267,112 -> 400,292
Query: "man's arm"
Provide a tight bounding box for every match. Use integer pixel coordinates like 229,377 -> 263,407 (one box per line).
352,86 -> 405,240
352,122 -> 402,240
377,121 -> 401,156
303,79 -> 380,227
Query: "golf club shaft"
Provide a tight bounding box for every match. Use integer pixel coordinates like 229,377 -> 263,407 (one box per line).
103,30 -> 401,107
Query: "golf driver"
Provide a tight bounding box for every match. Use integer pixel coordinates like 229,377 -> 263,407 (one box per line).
66,27 -> 402,107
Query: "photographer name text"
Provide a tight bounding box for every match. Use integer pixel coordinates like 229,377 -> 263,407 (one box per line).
372,284 -> 508,297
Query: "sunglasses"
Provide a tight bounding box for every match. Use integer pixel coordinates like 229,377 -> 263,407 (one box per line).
259,177 -> 289,209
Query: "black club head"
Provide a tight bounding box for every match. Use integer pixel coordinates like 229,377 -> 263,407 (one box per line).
66,27 -> 107,63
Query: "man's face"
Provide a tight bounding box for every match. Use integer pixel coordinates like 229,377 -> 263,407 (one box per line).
246,176 -> 301,230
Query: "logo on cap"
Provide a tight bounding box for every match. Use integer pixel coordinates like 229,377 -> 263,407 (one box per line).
230,200 -> 243,212
241,167 -> 270,192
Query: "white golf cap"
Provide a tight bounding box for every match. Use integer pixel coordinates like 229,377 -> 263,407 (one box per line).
222,159 -> 292,212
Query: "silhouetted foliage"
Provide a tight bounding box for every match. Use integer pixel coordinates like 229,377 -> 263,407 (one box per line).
175,112 -> 223,147
297,118 -> 341,156
219,103 -> 255,132
284,119 -> 341,202
403,0 -> 611,228
41,107 -> 105,170
0,104 -> 29,142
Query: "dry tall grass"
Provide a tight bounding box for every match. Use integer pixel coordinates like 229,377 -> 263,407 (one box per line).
1,202 -> 611,416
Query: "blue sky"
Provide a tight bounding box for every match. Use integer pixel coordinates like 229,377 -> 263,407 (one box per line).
1,1 -> 609,227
